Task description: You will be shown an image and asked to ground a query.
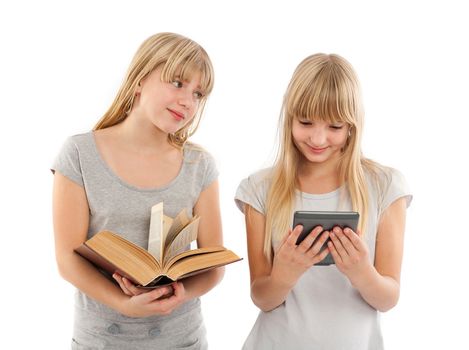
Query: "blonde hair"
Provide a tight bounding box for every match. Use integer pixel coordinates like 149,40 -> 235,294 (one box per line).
93,32 -> 214,148
264,53 -> 383,262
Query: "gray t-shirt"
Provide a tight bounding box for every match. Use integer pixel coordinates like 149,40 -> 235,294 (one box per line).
235,167 -> 412,350
52,132 -> 218,348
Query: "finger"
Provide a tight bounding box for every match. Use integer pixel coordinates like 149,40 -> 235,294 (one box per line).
327,241 -> 342,264
140,285 -> 173,303
330,231 -> 348,260
344,227 -> 363,251
122,277 -> 143,296
157,284 -> 175,299
285,225 -> 304,248
171,282 -> 185,299
306,229 -> 329,256
151,284 -> 184,313
314,245 -> 331,264
297,226 -> 323,253
333,227 -> 357,255
113,273 -> 132,296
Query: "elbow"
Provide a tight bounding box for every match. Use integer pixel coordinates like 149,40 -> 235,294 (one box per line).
205,266 -> 225,288
250,291 -> 283,312
377,289 -> 400,313
251,297 -> 271,312
214,266 -> 225,285
55,255 -> 72,282
378,303 -> 397,313
55,251 -> 78,283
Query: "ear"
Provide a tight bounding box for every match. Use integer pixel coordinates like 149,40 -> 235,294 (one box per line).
135,81 -> 142,94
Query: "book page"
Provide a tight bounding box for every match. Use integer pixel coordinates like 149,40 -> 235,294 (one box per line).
163,216 -> 200,265
165,248 -> 242,281
162,214 -> 174,242
147,202 -> 164,263
164,209 -> 190,251
78,230 -> 161,287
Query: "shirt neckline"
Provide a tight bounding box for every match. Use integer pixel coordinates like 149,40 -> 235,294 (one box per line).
296,186 -> 343,200
88,131 -> 187,193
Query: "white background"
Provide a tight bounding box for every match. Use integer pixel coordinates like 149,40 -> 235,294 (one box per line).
1,0 -> 468,349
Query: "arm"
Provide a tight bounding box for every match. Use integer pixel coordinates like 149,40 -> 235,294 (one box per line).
328,197 -> 407,312
245,205 -> 329,312
53,172 -> 182,317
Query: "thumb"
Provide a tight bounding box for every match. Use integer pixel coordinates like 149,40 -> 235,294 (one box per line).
142,285 -> 172,302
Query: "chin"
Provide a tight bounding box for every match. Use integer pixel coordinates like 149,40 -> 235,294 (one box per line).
152,122 -> 179,135
302,149 -> 341,164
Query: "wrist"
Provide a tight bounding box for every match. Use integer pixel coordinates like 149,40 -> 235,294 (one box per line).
270,266 -> 296,291
113,293 -> 133,317
349,263 -> 376,289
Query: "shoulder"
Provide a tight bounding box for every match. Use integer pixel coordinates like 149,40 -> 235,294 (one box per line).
246,167 -> 274,187
238,167 -> 274,195
363,160 -> 412,211
184,142 -> 214,161
235,167 -> 274,215
52,132 -> 93,187
363,161 -> 408,191
183,142 -> 219,189
61,132 -> 94,152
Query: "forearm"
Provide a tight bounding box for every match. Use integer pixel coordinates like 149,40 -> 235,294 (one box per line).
182,267 -> 225,300
351,265 -> 400,312
250,273 -> 293,312
57,252 -> 128,313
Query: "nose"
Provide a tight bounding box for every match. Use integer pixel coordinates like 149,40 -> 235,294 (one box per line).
308,126 -> 327,146
178,88 -> 195,110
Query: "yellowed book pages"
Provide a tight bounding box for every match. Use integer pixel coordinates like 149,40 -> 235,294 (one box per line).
164,216 -> 200,265
147,202 -> 164,263
162,215 -> 174,243
165,248 -> 241,281
164,209 -> 190,251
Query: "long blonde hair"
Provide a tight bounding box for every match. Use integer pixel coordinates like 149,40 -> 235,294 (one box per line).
264,53 -> 382,262
93,32 -> 214,148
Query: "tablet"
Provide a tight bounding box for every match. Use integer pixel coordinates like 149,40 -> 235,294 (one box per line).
293,211 -> 359,266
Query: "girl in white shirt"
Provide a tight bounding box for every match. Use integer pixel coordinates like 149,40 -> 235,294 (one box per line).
235,53 -> 412,350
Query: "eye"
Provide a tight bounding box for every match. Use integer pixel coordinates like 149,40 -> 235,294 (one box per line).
171,80 -> 183,88
298,119 -> 312,126
193,91 -> 204,100
329,124 -> 344,130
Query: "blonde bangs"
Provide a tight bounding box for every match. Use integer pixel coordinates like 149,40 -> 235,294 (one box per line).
285,55 -> 358,127
160,41 -> 214,97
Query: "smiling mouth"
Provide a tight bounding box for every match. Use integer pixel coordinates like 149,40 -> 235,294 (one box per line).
168,109 -> 185,121
307,145 -> 328,153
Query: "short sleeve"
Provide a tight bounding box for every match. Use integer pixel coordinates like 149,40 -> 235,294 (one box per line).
234,169 -> 271,215
201,150 -> 219,190
380,168 -> 412,213
51,136 -> 84,187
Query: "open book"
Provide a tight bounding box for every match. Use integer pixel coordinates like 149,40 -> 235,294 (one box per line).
75,202 -> 241,287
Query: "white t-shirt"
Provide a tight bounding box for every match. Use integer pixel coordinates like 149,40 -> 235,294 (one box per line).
235,166 -> 412,350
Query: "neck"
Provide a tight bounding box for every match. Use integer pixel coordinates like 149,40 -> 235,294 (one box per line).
115,114 -> 176,155
297,156 -> 342,193
298,155 -> 340,179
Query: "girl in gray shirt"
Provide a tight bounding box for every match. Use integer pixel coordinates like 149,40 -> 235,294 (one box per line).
235,53 -> 412,349
52,32 -> 222,349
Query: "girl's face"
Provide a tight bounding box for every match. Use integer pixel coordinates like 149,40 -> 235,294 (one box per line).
292,117 -> 349,165
134,67 -> 205,134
